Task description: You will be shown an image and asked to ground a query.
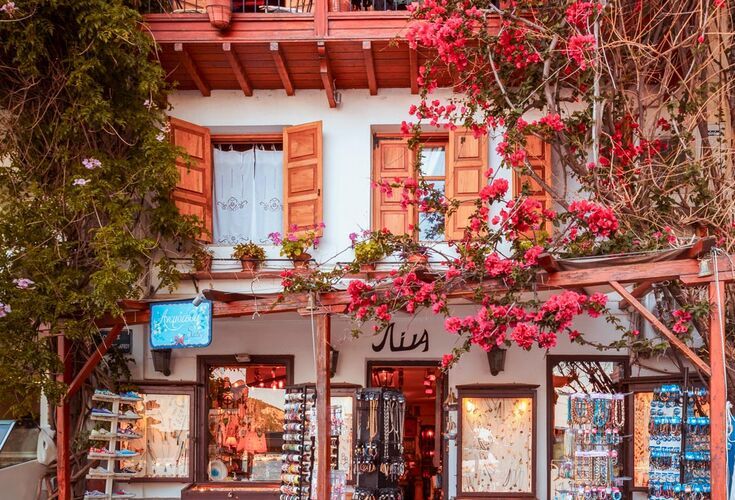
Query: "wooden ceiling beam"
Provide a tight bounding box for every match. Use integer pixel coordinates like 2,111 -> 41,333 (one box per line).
362,41 -> 378,96
317,41 -> 337,108
618,279 -> 656,310
173,43 -> 210,96
270,42 -> 295,96
408,47 -> 419,94
608,280 -> 711,377
222,42 -> 253,96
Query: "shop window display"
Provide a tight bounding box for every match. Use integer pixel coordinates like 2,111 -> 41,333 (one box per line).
120,391 -> 192,479
548,357 -> 628,499
206,363 -> 287,482
457,385 -> 537,497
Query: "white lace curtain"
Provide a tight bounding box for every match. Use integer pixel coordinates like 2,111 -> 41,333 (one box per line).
213,146 -> 283,245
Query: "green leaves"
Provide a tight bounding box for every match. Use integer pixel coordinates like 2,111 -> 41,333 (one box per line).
0,0 -> 199,416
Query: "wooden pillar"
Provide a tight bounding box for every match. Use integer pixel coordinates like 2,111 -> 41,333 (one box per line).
56,334 -> 73,500
315,313 -> 331,500
708,281 -> 727,500
315,0 -> 328,37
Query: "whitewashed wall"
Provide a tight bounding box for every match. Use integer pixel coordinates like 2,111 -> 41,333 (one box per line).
124,90 -> 683,499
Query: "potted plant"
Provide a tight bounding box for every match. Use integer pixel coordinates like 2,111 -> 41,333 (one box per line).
206,0 -> 232,30
271,226 -> 321,268
351,230 -> 394,272
191,247 -> 214,273
232,242 -> 266,272
394,234 -> 430,266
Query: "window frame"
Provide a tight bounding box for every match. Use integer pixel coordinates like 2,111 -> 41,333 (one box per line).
372,133 -> 450,242
210,133 -> 284,247
125,382 -> 196,483
195,354 -> 295,484
545,354 -> 631,500
456,383 -> 538,498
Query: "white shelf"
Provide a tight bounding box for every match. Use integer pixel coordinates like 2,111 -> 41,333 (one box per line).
90,414 -> 118,422
86,472 -> 136,480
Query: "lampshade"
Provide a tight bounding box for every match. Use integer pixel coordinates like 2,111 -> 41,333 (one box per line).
372,368 -> 395,387
486,346 -> 507,376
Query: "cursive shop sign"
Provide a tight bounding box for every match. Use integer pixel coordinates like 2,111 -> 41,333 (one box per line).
372,322 -> 429,353
150,299 -> 212,349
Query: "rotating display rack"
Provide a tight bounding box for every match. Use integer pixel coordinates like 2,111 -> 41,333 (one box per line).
85,389 -> 142,499
648,383 -> 711,500
280,385 -> 316,500
354,388 -> 406,500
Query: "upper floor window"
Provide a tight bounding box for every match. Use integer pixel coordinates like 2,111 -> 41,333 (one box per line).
169,118 -> 323,245
372,130 -> 488,241
212,143 -> 284,245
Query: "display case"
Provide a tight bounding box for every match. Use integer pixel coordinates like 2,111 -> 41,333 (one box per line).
456,384 -> 537,498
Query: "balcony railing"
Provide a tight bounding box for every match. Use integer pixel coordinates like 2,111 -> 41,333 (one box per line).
139,0 -> 416,14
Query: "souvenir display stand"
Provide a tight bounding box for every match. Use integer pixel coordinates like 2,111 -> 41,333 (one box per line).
87,391 -> 142,499
564,392 -> 626,500
280,385 -> 316,500
354,388 -> 406,500
648,383 -> 711,500
308,405 -> 345,500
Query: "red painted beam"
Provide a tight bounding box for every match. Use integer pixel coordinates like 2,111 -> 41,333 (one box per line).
315,314 -> 331,500
362,41 -> 378,96
408,47 -> 419,94
270,42 -> 295,96
56,335 -> 72,500
318,41 -> 337,108
64,323 -> 123,401
223,43 -> 253,96
174,43 -> 211,97
708,281 -> 727,500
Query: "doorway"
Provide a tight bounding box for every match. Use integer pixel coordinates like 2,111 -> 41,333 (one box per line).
366,361 -> 446,500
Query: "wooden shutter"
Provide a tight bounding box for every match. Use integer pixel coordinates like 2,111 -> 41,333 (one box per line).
372,138 -> 415,236
170,117 -> 212,243
445,129 -> 488,240
283,121 -> 323,236
513,135 -> 552,234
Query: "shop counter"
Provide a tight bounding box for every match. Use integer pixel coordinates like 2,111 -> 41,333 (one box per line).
181,482 -> 279,499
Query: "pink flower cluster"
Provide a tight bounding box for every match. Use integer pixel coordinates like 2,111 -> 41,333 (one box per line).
566,34 -> 596,70
568,200 -> 619,238
565,2 -> 602,30
672,309 -> 692,334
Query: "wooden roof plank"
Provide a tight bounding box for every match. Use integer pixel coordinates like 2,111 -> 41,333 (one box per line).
270,42 -> 295,96
318,41 -> 337,108
174,43 -> 211,96
223,42 -> 254,96
362,41 -> 378,95
408,47 -> 418,94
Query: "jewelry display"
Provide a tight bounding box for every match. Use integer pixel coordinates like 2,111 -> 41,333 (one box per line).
556,392 -> 625,500
648,384 -> 711,500
354,388 -> 406,497
459,395 -> 534,494
279,386 -> 316,500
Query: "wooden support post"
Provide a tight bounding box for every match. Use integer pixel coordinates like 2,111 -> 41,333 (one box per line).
317,41 -> 337,108
315,0 -> 328,37
65,323 -> 123,401
223,43 -> 253,96
315,313 -> 331,500
270,42 -> 295,96
408,47 -> 419,94
618,279 -> 656,310
362,41 -> 378,96
609,281 -> 712,377
708,281 -> 727,500
174,43 -> 211,97
56,335 -> 72,500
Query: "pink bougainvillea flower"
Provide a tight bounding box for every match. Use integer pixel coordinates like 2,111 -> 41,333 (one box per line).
13,278 -> 34,289
0,2 -> 16,16
82,158 -> 101,170
0,303 -> 11,317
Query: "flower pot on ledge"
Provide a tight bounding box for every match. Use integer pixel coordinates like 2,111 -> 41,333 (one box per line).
239,258 -> 260,273
194,255 -> 213,273
406,253 -> 429,266
291,253 -> 311,269
206,0 -> 232,30
359,263 -> 377,273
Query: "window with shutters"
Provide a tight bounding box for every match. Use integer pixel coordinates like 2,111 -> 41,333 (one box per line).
372,130 -> 487,241
211,141 -> 284,246
169,119 -> 323,244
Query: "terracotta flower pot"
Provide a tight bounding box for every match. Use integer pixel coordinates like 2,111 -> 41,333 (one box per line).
291,253 -> 311,269
407,253 -> 429,265
240,258 -> 260,272
359,263 -> 376,273
206,0 -> 232,30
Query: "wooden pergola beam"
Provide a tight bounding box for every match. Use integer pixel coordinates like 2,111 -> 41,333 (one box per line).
317,41 -> 337,108
65,323 -> 124,401
408,47 -> 419,94
270,42 -> 295,96
618,279 -> 656,310
708,281 -> 727,500
362,41 -> 378,96
222,42 -> 253,96
314,314 -> 331,500
174,43 -> 210,97
608,281 -> 711,377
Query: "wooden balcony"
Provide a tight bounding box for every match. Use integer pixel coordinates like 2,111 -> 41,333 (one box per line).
143,2 -> 500,106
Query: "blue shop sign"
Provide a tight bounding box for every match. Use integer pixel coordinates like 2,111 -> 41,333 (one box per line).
150,299 -> 212,349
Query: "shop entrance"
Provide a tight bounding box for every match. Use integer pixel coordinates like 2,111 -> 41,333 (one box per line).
367,361 -> 446,500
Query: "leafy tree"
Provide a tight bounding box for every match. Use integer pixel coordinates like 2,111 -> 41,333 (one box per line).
0,0 -> 200,417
